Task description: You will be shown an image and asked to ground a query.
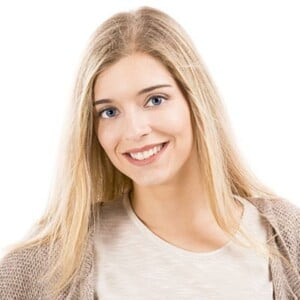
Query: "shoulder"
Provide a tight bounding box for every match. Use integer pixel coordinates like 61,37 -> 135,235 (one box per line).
246,195 -> 300,248
246,195 -> 300,220
0,243 -> 50,299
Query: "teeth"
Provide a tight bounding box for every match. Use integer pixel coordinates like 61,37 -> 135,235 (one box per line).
129,144 -> 164,160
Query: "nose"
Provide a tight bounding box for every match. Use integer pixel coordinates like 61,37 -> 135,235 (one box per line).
123,108 -> 152,141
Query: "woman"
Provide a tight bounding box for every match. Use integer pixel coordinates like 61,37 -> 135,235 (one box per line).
0,6 -> 299,300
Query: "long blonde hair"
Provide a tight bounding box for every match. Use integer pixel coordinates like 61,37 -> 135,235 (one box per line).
3,5 -> 292,297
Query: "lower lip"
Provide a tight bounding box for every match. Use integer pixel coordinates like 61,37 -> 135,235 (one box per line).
123,142 -> 169,166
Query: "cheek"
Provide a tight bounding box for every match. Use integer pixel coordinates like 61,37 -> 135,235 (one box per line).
96,125 -> 118,156
160,101 -> 192,137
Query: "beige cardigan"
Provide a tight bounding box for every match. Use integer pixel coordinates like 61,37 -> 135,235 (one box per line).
0,196 -> 300,299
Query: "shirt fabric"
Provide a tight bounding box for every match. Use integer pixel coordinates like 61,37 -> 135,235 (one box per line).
0,193 -> 300,299
94,193 -> 273,299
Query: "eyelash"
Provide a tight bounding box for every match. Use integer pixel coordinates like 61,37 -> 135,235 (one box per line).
97,94 -> 168,119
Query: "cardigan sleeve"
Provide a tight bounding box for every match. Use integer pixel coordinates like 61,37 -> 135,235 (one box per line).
0,246 -> 46,299
271,197 -> 300,276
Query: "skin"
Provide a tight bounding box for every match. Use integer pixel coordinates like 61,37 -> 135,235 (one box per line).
93,52 -> 243,252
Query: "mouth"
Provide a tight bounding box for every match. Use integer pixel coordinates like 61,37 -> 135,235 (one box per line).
124,141 -> 169,155
123,141 -> 169,165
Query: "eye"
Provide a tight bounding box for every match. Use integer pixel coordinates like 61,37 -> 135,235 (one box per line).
145,95 -> 167,107
98,107 -> 118,119
97,94 -> 168,119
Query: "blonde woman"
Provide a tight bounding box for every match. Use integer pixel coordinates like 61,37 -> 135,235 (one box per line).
0,6 -> 299,300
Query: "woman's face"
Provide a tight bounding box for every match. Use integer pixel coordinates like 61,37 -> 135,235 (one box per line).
93,52 -> 197,187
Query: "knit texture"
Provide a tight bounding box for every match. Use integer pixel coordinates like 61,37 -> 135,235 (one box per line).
0,196 -> 299,300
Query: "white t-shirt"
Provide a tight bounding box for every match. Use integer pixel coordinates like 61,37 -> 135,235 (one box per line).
94,192 -> 273,299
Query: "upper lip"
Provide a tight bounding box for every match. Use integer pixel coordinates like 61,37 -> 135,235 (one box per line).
123,141 -> 168,154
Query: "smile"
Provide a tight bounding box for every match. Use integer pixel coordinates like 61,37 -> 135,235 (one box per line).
123,141 -> 169,166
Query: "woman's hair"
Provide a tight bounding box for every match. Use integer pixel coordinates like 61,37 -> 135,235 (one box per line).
3,5 -> 293,297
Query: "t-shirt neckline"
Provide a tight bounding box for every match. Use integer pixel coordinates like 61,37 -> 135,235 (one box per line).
122,192 -> 250,258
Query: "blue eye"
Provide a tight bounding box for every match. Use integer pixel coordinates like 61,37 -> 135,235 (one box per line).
98,107 -> 118,119
146,95 -> 166,107
97,95 -> 167,119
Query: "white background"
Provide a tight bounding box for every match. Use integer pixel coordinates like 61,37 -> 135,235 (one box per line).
0,0 -> 299,259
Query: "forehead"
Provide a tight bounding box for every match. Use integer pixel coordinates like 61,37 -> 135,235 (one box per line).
93,53 -> 175,99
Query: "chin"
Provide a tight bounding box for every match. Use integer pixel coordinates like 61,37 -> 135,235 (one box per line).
131,172 -> 170,187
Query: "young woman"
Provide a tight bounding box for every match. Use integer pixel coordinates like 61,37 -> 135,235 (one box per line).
0,6 -> 299,300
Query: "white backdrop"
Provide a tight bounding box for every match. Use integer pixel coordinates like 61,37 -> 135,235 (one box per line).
0,0 -> 299,259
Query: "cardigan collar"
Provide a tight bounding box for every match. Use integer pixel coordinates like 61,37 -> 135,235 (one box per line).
246,196 -> 300,299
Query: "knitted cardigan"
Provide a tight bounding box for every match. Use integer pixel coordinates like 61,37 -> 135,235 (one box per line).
0,196 -> 300,299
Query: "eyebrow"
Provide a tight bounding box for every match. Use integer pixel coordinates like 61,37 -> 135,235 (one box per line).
93,84 -> 172,106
